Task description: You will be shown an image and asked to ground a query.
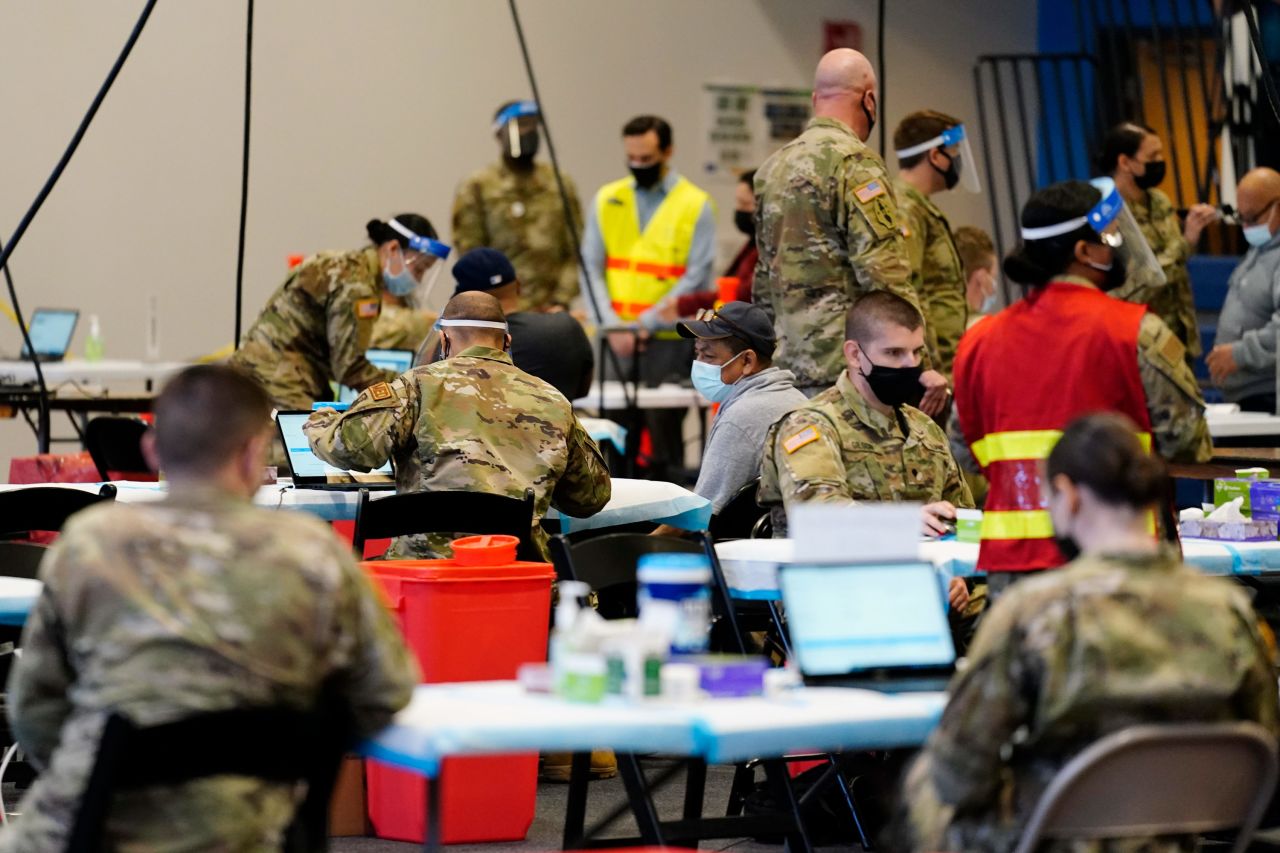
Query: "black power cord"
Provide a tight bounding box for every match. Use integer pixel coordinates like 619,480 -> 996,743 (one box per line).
233,0 -> 254,350
0,0 -> 159,453
506,0 -> 635,416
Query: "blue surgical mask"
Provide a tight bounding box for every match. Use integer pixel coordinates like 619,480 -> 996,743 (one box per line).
979,292 -> 999,314
382,255 -> 418,297
1244,223 -> 1275,248
690,351 -> 744,403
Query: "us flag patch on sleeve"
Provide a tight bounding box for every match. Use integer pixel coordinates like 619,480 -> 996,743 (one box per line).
854,180 -> 886,204
356,298 -> 380,319
783,426 -> 821,454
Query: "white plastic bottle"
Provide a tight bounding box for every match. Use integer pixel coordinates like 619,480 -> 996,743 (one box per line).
549,580 -> 589,696
84,315 -> 104,362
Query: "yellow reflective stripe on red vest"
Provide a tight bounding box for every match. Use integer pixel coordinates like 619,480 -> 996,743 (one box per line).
973,429 -> 1152,466
982,510 -> 1055,540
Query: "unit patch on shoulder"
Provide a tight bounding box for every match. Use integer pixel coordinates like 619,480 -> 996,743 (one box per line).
356,298 -> 380,319
368,382 -> 394,402
1160,331 -> 1186,365
854,180 -> 886,204
783,425 -> 821,455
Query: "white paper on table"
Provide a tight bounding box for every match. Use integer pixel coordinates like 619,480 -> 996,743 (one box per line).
790,503 -> 921,563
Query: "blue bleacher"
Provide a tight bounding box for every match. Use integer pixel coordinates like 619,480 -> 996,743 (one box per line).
1189,255 -> 1240,401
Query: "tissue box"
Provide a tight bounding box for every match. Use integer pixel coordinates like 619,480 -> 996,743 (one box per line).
1251,480 -> 1280,522
1215,479 -> 1255,513
672,655 -> 769,697
1179,518 -> 1278,542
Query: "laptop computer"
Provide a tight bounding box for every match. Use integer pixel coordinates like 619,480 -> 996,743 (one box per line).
17,309 -> 79,362
778,561 -> 956,694
337,348 -> 414,404
275,410 -> 395,490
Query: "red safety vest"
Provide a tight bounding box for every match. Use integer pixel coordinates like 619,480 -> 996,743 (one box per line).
953,281 -> 1153,572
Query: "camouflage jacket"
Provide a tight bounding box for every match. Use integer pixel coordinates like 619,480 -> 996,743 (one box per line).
2,488 -> 417,852
947,286 -> 1212,474
759,370 -> 972,533
894,178 -> 968,379
452,161 -> 583,311
370,302 -> 437,355
304,346 -> 611,560
898,546 -> 1279,853
230,248 -> 396,409
752,117 -> 928,391
1112,188 -> 1201,359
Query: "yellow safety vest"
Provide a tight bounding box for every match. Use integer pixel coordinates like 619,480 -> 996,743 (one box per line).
596,176 -> 710,321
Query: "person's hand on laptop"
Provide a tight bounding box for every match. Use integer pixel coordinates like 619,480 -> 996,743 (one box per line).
921,501 -> 957,536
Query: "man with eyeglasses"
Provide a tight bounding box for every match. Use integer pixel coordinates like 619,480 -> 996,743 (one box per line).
650,302 -> 806,535
1207,167 -> 1280,412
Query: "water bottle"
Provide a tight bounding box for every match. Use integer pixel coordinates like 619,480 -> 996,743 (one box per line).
84,315 -> 104,362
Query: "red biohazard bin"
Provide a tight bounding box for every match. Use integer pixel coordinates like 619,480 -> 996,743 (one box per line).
362,535 -> 554,845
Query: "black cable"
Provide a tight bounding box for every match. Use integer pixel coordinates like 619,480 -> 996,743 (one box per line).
877,0 -> 887,155
0,0 -> 159,453
506,0 -> 634,414
1243,0 -> 1280,126
233,0 -> 254,350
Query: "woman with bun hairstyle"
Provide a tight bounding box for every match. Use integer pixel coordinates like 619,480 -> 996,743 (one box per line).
1100,122 -> 1220,362
231,214 -> 450,414
950,181 -> 1211,599
899,412 -> 1278,853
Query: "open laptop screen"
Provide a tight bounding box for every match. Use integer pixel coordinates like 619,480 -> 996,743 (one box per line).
22,309 -> 79,359
337,348 -> 414,403
276,411 -> 392,483
779,562 -> 955,676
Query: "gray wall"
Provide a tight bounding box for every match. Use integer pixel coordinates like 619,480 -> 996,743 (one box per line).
0,0 -> 1035,469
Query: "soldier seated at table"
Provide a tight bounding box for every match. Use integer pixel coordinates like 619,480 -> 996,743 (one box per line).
306,291 -> 612,560
895,413 -> 1279,853
759,290 -> 975,615
2,365 -> 418,851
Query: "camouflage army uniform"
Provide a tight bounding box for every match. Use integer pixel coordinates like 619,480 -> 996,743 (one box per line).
305,345 -> 611,560
894,178 -> 968,379
759,370 -> 972,534
897,546 -> 1279,853
371,302 -> 437,355
1112,188 -> 1202,360
948,281 -> 1212,469
753,116 -> 931,393
452,161 -> 582,311
1,488 -> 418,852
230,247 -> 396,409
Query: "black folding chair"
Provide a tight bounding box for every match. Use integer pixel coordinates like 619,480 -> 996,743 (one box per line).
707,478 -> 767,543
352,487 -> 538,560
67,701 -> 354,852
0,483 -> 117,539
84,416 -> 155,481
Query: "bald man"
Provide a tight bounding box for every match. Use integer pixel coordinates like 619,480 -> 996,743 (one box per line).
753,49 -> 948,412
1207,167 -> 1280,411
305,291 -> 611,559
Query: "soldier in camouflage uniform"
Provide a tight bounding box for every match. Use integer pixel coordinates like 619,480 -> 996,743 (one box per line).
2,366 -> 417,852
892,110 -> 971,379
897,414 -> 1277,853
1102,122 -> 1220,362
452,101 -> 582,312
370,302 -> 437,354
754,49 -> 948,416
306,291 -> 611,560
231,214 -> 446,410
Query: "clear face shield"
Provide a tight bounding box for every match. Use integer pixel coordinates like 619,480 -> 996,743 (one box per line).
387,218 -> 452,308
894,123 -> 981,193
493,100 -> 540,161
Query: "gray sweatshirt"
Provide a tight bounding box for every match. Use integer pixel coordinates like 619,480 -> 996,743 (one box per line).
1218,232 -> 1280,402
696,366 -> 807,513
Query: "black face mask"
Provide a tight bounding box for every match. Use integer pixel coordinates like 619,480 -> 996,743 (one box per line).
630,162 -> 663,189
932,151 -> 960,190
1084,244 -> 1128,292
859,353 -> 924,409
734,210 -> 755,237
861,97 -> 877,139
1134,160 -> 1165,190
1054,535 -> 1082,562
505,130 -> 540,166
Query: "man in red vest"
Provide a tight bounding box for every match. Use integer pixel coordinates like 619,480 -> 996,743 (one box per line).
951,179 -> 1211,599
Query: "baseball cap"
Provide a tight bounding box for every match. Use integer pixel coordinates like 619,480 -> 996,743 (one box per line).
677,301 -> 776,358
452,248 -> 517,293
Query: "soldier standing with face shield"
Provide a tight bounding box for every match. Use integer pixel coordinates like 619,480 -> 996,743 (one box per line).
452,100 -> 583,313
